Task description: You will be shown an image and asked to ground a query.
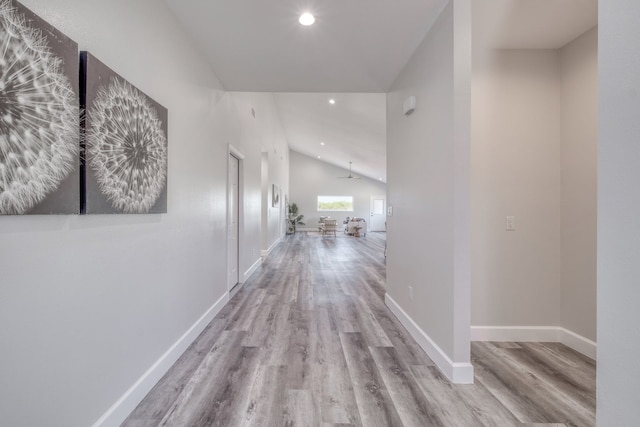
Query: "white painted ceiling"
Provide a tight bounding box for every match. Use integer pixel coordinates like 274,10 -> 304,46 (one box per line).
163,0 -> 449,93
473,0 -> 598,50
164,0 -> 598,183
274,93 -> 387,182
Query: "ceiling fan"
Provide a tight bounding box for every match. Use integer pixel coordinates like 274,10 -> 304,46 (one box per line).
338,162 -> 361,179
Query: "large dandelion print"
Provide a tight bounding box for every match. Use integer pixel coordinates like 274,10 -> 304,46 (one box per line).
0,0 -> 80,214
83,52 -> 167,214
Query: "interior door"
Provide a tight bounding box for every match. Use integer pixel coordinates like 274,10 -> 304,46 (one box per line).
369,195 -> 386,232
227,154 -> 240,291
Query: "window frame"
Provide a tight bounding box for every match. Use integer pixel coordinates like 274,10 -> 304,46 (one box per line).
316,195 -> 354,212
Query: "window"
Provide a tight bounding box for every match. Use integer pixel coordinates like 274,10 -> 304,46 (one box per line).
317,195 -> 353,212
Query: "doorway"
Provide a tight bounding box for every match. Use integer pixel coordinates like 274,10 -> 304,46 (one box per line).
227,152 -> 241,291
369,195 -> 386,232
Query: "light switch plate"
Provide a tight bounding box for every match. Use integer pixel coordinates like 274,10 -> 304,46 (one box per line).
506,216 -> 515,231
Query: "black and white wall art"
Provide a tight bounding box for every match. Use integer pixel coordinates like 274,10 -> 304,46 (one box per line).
81,52 -> 168,214
0,0 -> 80,214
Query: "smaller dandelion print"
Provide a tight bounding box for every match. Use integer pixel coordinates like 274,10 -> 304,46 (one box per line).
83,52 -> 167,214
0,0 -> 80,214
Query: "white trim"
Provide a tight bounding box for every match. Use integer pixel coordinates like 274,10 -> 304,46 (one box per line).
471,325 -> 596,360
265,237 -> 281,255
92,293 -> 230,427
228,143 -> 245,160
226,144 -> 245,293
243,258 -> 262,282
385,293 -> 474,384
559,328 -> 597,359
229,281 -> 245,300
261,237 -> 282,259
471,325 -> 560,342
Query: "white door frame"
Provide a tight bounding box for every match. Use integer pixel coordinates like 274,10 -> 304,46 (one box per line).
227,144 -> 245,292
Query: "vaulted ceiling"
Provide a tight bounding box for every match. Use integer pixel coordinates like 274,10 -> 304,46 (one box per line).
163,0 -> 598,182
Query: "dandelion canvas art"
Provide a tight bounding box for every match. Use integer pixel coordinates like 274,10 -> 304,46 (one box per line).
81,52 -> 168,214
0,0 -> 80,214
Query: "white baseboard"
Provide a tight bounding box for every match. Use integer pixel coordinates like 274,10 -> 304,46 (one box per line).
559,327 -> 597,359
244,258 -> 262,281
471,325 -> 560,342
229,280 -> 244,300
260,237 -> 282,258
92,293 -> 230,427
385,294 -> 474,384
471,325 -> 596,360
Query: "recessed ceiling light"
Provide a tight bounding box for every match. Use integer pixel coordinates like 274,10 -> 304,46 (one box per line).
379,178 -> 383,181
320,142 -> 325,146
299,12 -> 315,26
317,155 -> 321,159
329,99 -> 336,105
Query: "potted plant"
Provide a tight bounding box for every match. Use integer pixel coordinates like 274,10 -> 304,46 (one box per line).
287,202 -> 305,234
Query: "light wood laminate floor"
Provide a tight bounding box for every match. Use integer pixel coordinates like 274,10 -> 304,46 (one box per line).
123,232 -> 595,427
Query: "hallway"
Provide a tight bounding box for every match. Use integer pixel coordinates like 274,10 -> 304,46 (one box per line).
123,232 -> 595,426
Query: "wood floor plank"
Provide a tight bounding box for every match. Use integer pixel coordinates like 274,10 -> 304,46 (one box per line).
506,343 -> 595,421
229,289 -> 268,332
472,342 -> 558,424
369,347 -> 445,426
351,295 -> 393,347
519,342 -> 596,395
158,331 -> 260,426
282,389 -> 319,427
241,364 -> 287,427
330,294 -> 359,334
262,303 -> 293,367
472,342 -> 594,425
346,273 -> 434,367
312,361 -> 362,426
309,307 -> 344,366
241,300 -> 277,347
268,270 -> 299,305
296,268 -> 315,311
410,364 -> 520,427
286,305 -> 312,389
340,332 -> 404,427
493,342 -> 524,349
124,318 -> 229,423
362,298 -> 436,366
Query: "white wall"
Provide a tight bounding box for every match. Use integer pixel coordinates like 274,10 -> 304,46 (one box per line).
470,28 -> 598,352
471,50 -> 563,328
289,151 -> 386,230
0,1 -> 288,426
560,27 -> 598,342
386,0 -> 473,383
223,92 -> 290,261
597,0 -> 640,424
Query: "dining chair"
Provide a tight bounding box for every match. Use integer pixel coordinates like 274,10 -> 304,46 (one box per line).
322,219 -> 338,238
